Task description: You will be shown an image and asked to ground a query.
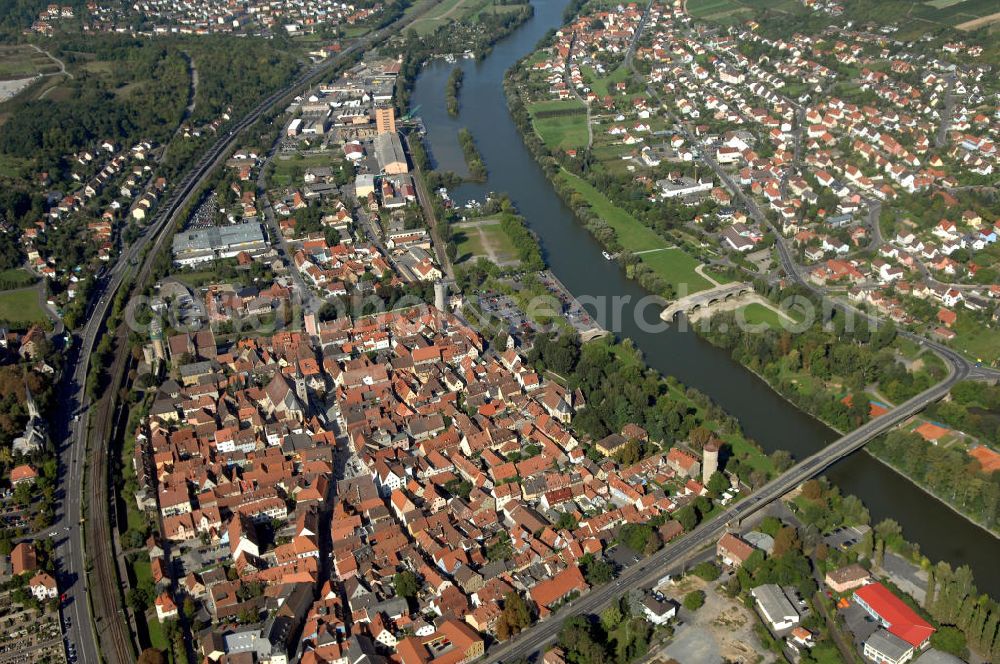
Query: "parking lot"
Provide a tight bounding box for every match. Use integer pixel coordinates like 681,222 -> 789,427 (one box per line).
475,291 -> 539,337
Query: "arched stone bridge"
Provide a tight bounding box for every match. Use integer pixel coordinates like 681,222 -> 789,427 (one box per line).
659,282 -> 752,320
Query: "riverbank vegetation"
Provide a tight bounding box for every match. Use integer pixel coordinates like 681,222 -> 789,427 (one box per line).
698,283 -> 1000,536
391,3 -> 534,114
445,66 -> 463,116
527,333 -> 786,489
700,284 -> 944,429
457,128 -> 487,180
869,430 -> 999,533
504,56 -> 720,301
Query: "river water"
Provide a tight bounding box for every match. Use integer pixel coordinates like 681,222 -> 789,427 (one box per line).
409,0 -> 1000,594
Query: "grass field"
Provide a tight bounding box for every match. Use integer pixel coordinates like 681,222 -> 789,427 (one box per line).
0,286 -> 47,324
453,219 -> 520,264
950,312 -> 1000,364
145,615 -> 168,651
528,99 -> 589,150
271,152 -> 344,187
738,302 -> 790,329
454,229 -> 486,261
582,65 -> 630,98
533,114 -> 589,150
638,249 -> 713,293
557,170 -> 712,293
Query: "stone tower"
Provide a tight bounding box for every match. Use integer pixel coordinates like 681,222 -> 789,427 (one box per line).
702,440 -> 720,485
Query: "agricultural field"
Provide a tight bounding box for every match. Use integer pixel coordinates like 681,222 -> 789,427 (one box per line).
914,0 -> 1000,30
826,0 -> 1000,34
685,0 -> 806,22
0,45 -> 64,109
0,45 -> 59,80
409,0 -> 524,35
528,99 -> 589,151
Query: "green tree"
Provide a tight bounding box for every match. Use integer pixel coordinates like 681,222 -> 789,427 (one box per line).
600,604 -> 623,631
394,571 -> 419,598
692,561 -> 720,582
930,626 -> 968,658
706,471 -> 729,497
580,556 -> 614,585
674,506 -> 698,532
683,591 -> 705,611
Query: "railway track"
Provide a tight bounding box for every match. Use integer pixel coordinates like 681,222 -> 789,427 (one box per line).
86,326 -> 134,664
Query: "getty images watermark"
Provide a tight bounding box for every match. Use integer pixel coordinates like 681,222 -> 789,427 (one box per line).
122,280 -> 883,340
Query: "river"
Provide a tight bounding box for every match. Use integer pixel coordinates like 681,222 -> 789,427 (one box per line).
408,0 -> 1000,595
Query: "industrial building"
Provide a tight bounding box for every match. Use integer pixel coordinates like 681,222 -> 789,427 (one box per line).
172,223 -> 269,266
374,132 -> 409,175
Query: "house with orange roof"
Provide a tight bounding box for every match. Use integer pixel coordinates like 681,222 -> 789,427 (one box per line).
528,565 -> 589,618
717,532 -> 755,567
155,592 -> 179,622
397,619 -> 484,664
10,542 -> 38,576
9,464 -> 38,486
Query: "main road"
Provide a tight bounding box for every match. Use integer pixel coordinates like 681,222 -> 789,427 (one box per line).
49,5 -> 443,663
483,343 -> 970,664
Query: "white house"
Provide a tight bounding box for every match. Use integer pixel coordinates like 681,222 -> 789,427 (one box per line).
751,584 -> 800,631
641,596 -> 677,625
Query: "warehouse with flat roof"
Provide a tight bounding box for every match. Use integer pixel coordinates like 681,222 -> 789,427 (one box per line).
172,223 -> 269,266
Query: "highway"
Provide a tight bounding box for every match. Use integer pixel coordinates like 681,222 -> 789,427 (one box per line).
482,347 -> 968,664
48,6 -> 443,663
